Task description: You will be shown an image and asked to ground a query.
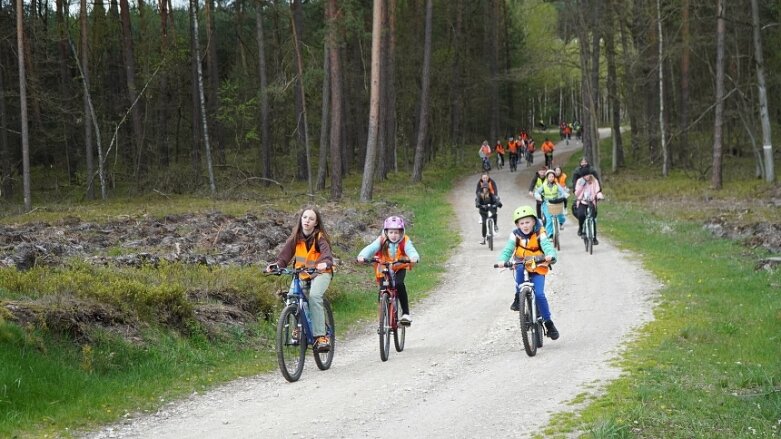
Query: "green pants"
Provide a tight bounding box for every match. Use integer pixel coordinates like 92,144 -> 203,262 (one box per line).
304,273 -> 331,337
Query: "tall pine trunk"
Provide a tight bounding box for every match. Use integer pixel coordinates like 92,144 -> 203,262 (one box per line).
326,0 -> 343,199
290,0 -> 313,194
359,0 -> 383,202
190,0 -> 217,193
80,0 -> 95,200
255,2 -> 272,181
411,0 -> 433,183
711,0 -> 726,189
119,0 -> 146,182
16,0 -> 31,211
751,0 -> 775,182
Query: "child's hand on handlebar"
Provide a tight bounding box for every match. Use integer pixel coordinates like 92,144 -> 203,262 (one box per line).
265,263 -> 278,273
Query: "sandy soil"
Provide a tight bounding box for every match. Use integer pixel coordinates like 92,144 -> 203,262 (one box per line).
85,136 -> 659,439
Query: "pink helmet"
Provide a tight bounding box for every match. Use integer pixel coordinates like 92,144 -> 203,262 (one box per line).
383,216 -> 405,238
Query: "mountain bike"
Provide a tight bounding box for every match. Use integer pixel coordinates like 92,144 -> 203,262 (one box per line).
544,200 -> 564,251
267,266 -> 335,382
479,204 -> 499,251
495,153 -> 504,170
481,157 -> 492,172
581,200 -> 597,255
495,256 -> 549,357
360,257 -> 410,362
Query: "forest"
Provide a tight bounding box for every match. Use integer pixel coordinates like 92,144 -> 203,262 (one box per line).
0,0 -> 778,211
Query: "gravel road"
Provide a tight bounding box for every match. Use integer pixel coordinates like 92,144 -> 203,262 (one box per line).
85,137 -> 659,439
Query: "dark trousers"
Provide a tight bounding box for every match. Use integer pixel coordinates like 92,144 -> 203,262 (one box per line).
575,203 -> 598,238
380,269 -> 410,315
479,207 -> 498,237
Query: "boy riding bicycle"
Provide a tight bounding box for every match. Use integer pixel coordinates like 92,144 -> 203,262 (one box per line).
497,206 -> 560,340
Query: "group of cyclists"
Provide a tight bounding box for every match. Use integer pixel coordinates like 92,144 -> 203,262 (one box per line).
479,130 -> 545,173
559,120 -> 582,143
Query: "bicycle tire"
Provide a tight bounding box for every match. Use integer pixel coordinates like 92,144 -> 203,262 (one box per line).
519,291 -> 538,357
586,217 -> 594,255
486,218 -> 494,251
276,304 -> 307,382
553,216 -> 560,250
379,293 -> 391,361
393,296 -> 405,352
313,299 -> 335,370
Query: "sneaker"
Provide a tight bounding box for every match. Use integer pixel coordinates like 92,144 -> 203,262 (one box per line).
577,229 -> 582,237
480,239 -> 486,245
510,296 -> 520,311
400,314 -> 412,325
313,336 -> 331,352
544,320 -> 560,340
593,238 -> 599,245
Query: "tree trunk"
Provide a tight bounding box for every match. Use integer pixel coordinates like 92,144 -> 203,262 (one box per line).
205,0 -> 223,163
750,0 -> 775,182
157,0 -> 171,167
56,0 -> 74,183
256,2 -> 272,181
291,0 -> 308,181
16,0 -> 31,211
80,0 -> 95,200
657,0 -> 668,176
0,32 -> 11,199
679,0 -> 690,168
290,0 -> 313,194
119,0 -> 146,183
411,0 -> 433,183
190,0 -> 217,193
326,0 -> 343,199
316,41 -> 330,191
485,0 -> 498,142
360,0 -> 384,202
449,0 -> 463,163
711,0 -> 726,189
606,0 -> 623,171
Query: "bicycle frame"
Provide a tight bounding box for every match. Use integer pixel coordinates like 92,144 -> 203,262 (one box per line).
283,272 -> 317,346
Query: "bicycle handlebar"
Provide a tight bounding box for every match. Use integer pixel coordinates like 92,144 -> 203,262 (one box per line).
264,265 -> 320,276
493,255 -> 548,269
357,256 -> 413,265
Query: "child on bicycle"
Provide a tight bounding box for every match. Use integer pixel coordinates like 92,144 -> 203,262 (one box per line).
497,205 -> 559,340
534,169 -> 568,236
476,183 -> 503,244
356,216 -> 421,325
478,140 -> 492,170
527,166 -> 547,219
574,169 -> 604,245
494,140 -> 505,168
266,206 -> 334,352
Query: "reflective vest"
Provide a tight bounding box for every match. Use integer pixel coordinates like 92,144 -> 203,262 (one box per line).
495,144 -> 505,154
294,232 -> 329,280
514,231 -> 549,275
374,235 -> 411,279
480,145 -> 491,157
508,141 -> 518,154
541,182 -> 561,201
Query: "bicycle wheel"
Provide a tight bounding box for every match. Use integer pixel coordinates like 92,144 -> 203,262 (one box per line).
313,299 -> 335,370
486,218 -> 494,251
276,304 -> 307,382
553,216 -> 560,251
379,293 -> 391,361
393,296 -> 406,352
586,218 -> 594,255
519,291 -> 538,357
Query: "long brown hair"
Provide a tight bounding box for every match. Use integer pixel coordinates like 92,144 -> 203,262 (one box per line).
290,206 -> 331,244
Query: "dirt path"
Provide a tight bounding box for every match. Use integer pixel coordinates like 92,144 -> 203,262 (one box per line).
86,136 -> 659,439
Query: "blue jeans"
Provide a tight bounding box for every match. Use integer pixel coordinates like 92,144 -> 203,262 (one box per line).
513,268 -> 552,321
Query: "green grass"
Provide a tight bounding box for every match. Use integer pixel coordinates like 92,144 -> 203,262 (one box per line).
544,134 -> 781,438
0,163 -> 468,437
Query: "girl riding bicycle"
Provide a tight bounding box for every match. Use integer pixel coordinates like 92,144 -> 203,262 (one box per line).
266,206 -> 334,352
574,170 -> 604,245
534,169 -> 568,237
357,216 -> 421,325
476,183 -> 502,244
497,205 -> 559,340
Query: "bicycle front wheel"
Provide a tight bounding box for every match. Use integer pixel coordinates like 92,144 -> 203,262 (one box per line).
486,218 -> 494,251
313,299 -> 335,370
393,296 -> 406,352
553,217 -> 560,250
519,291 -> 538,357
586,218 -> 594,255
276,304 -> 307,382
379,293 -> 391,361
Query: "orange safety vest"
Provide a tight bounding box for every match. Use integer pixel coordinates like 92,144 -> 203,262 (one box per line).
555,172 -> 567,187
480,144 -> 492,157
542,141 -> 555,154
373,236 -> 411,279
294,232 -> 330,280
508,140 -> 518,154
514,232 -> 549,275
495,144 -> 505,154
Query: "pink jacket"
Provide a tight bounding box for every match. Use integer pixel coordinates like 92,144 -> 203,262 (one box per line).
574,176 -> 602,206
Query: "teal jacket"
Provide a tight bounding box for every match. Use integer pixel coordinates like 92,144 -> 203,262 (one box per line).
497,220 -> 557,264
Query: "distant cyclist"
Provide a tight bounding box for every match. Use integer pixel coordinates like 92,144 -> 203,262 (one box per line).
541,138 -> 555,168
478,140 -> 492,171
573,170 -> 604,245
494,140 -> 505,169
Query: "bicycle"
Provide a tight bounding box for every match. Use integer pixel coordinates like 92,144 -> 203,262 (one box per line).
580,200 -> 597,255
360,257 -> 410,362
544,200 -> 564,251
495,153 -> 504,170
495,256 -> 550,357
480,203 -> 499,251
267,266 -> 335,382
525,148 -> 534,167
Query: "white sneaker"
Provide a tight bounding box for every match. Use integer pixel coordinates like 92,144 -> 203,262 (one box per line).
400,314 -> 412,325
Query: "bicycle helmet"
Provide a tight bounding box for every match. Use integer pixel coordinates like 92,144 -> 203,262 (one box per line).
512,205 -> 537,222
383,215 -> 405,235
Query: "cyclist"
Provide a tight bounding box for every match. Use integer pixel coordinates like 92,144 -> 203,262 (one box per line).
507,136 -> 519,171
534,169 -> 568,237
497,205 -> 560,340
574,170 -> 604,244
541,137 -> 555,168
559,121 -> 567,140
475,171 -> 499,197
554,166 -> 569,214
357,216 -> 421,325
266,206 -> 334,352
570,157 -> 602,194
494,140 -> 505,168
478,140 -> 492,170
476,183 -> 503,244
527,166 -> 547,219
